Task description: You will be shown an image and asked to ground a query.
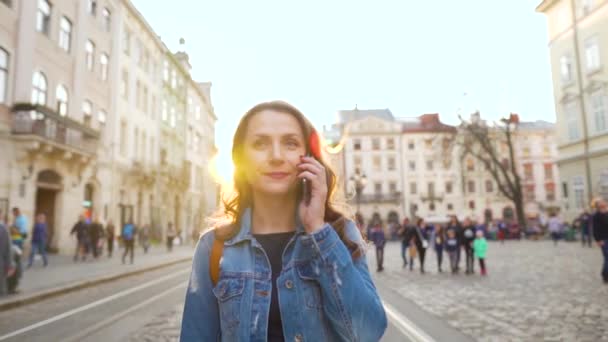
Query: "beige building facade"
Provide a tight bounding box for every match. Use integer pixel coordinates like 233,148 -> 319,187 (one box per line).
537,0 -> 608,220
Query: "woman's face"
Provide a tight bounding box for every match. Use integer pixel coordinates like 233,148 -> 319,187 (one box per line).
241,110 -> 306,197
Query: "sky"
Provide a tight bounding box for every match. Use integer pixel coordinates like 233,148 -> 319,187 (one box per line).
131,0 -> 555,179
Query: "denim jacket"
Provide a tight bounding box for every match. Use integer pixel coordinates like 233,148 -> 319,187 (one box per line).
180,208 -> 387,341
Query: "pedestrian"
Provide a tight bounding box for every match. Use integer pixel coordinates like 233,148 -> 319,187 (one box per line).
367,218 -> 387,272
1,211 -> 15,297
105,219 -> 115,257
592,199 -> 608,284
121,220 -> 136,264
497,220 -> 507,244
89,215 -> 104,259
579,209 -> 593,248
180,101 -> 387,341
445,229 -> 459,274
446,215 -> 463,271
462,217 -> 476,274
399,217 -> 412,268
166,222 -> 176,252
70,215 -> 89,262
473,230 -> 488,276
547,212 -> 563,246
434,224 -> 446,273
27,213 -> 48,268
407,218 -> 429,274
11,207 -> 28,242
140,223 -> 151,254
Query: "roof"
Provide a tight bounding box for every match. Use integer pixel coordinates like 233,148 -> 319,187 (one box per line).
401,113 -> 457,133
535,0 -> 558,12
518,120 -> 556,131
338,107 -> 394,123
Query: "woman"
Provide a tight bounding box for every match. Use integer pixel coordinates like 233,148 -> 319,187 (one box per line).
434,224 -> 445,273
180,101 -> 387,341
446,215 -> 462,272
408,218 -> 429,274
462,218 -> 476,274
367,217 -> 386,272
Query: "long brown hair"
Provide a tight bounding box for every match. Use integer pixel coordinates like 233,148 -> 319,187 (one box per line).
215,101 -> 362,258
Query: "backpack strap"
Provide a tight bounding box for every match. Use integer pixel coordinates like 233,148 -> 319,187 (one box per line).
210,236 -> 223,287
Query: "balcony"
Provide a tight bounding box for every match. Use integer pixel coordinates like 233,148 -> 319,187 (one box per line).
357,192 -> 402,204
11,103 -> 100,155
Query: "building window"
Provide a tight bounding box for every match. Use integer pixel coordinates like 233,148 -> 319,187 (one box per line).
522,146 -> 530,157
466,158 -> 475,171
389,182 -> 397,194
410,182 -> 417,195
195,106 -> 201,120
82,100 -> 92,126
445,181 -> 453,194
98,109 -> 106,125
447,203 -> 453,210
121,70 -> 128,99
582,0 -> 594,14
562,181 -> 569,198
546,183 -> 556,201
585,37 -> 601,73
544,163 -> 554,180
372,156 -> 381,171
485,180 -> 493,193
523,163 -> 533,180
565,102 -> 580,141
372,138 -> 380,150
525,184 -> 536,201
374,182 -> 382,195
134,39 -> 142,64
56,85 -> 68,116
170,107 -> 176,128
134,128 -> 139,159
58,17 -> 72,52
2,0 -> 13,8
428,182 -> 435,196
142,86 -> 148,112
171,69 -> 177,89
560,55 -> 573,83
31,71 -> 47,105
591,90 -> 607,133
0,48 -> 7,104
353,139 -> 361,150
87,0 -> 97,15
573,176 -> 585,209
388,157 -> 396,171
85,40 -> 95,71
120,121 -> 127,155
100,53 -> 109,81
101,7 -> 111,32
408,161 -> 415,171
467,180 -> 475,193
135,80 -> 141,109
468,201 -> 475,209
161,100 -> 168,121
354,156 -> 362,168
386,138 -> 395,150
426,160 -> 433,171
36,0 -> 51,35
163,60 -> 169,81
408,141 -> 415,150
123,28 -> 130,55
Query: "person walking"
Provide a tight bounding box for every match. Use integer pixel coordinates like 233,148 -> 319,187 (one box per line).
139,223 -> 151,254
445,229 -> 459,274
27,213 -> 48,268
105,220 -> 115,257
180,101 -> 387,341
89,215 -> 104,259
368,218 -> 387,272
462,217 -> 476,275
399,217 -> 413,268
0,212 -> 15,297
446,215 -> 463,271
11,207 -> 28,242
579,209 -> 593,248
434,224 -> 446,273
547,212 -> 563,246
121,220 -> 136,264
166,222 -> 176,252
473,230 -> 488,276
407,218 -> 429,274
592,199 -> 608,284
70,215 -> 89,262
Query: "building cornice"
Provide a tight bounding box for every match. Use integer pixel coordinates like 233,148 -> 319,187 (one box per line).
536,0 -> 558,13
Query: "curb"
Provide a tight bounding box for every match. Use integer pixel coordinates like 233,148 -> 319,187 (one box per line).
0,256 -> 192,312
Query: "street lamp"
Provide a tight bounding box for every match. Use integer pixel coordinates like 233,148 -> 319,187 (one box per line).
350,168 -> 367,213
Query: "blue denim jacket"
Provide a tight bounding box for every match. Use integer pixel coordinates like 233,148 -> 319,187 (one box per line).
180,208 -> 387,341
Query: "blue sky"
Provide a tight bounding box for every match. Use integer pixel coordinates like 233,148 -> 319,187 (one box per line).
131,0 -> 555,176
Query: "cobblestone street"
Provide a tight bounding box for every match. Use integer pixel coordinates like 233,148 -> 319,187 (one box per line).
127,239 -> 608,341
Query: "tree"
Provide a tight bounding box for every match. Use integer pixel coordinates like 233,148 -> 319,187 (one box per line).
454,112 -> 526,230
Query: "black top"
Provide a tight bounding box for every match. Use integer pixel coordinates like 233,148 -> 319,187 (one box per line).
253,231 -> 295,342
593,211 -> 608,242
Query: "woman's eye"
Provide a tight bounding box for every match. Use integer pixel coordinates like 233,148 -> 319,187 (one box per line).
286,140 -> 299,148
253,140 -> 267,148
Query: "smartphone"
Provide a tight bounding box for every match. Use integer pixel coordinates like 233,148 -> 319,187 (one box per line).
302,178 -> 311,205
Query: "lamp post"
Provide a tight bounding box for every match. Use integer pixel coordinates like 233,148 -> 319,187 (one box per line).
350,168 -> 367,213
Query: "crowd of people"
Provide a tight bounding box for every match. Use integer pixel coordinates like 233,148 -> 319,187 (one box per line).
358,198 -> 608,284
0,207 -> 183,297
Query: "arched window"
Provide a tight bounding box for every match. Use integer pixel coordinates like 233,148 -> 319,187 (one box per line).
31,71 -> 47,105
56,85 -> 68,116
100,53 -> 109,81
